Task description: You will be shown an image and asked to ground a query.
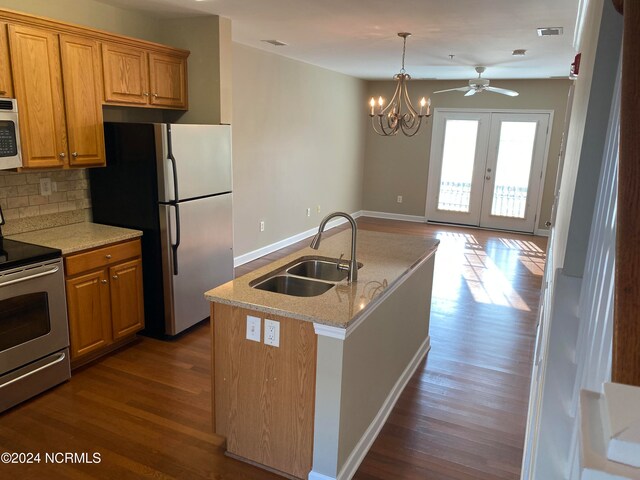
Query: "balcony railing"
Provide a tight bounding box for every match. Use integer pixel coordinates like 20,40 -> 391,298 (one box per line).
437,181 -> 527,218
491,185 -> 527,218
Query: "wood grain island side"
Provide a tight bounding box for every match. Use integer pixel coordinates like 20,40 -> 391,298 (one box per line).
205,230 -> 439,480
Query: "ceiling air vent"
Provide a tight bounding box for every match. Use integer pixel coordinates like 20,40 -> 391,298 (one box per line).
261,40 -> 288,47
512,49 -> 527,56
537,27 -> 563,37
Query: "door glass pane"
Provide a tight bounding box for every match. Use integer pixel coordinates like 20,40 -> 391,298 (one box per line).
437,120 -> 479,212
0,292 -> 51,351
491,121 -> 537,218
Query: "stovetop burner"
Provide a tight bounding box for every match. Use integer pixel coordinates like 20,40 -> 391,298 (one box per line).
0,238 -> 62,271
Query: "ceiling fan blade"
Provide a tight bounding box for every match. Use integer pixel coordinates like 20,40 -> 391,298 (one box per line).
484,86 -> 519,97
433,87 -> 470,94
464,88 -> 477,97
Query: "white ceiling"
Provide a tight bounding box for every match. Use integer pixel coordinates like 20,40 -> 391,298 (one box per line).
97,0 -> 580,80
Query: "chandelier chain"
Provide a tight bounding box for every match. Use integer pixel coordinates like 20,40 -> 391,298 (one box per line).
400,35 -> 407,74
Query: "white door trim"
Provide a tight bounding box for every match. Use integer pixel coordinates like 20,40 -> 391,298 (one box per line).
425,108 -> 555,233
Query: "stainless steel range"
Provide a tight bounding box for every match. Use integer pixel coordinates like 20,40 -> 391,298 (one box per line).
0,208 -> 70,412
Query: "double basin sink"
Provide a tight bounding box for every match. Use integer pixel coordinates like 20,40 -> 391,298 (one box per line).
250,256 -> 362,297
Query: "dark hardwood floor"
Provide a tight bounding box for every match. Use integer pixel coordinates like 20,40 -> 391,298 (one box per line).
0,218 -> 546,479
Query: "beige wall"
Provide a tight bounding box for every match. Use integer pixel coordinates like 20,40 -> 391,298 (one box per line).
0,0 -> 161,40
363,79 -> 571,230
232,43 -> 366,257
160,16 -> 232,125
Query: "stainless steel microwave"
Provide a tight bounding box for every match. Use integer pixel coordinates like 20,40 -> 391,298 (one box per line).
0,99 -> 22,170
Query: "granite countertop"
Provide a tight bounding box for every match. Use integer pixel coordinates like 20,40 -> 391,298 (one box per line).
7,222 -> 143,255
205,229 -> 439,329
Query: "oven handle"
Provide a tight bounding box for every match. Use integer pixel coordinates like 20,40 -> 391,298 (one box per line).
0,351 -> 67,389
0,264 -> 60,288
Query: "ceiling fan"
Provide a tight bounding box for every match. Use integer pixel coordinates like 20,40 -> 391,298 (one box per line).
433,67 -> 519,97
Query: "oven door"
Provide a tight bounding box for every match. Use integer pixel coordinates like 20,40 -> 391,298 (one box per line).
0,258 -> 69,375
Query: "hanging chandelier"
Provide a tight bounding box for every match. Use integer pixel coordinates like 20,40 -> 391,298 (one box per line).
369,32 -> 431,137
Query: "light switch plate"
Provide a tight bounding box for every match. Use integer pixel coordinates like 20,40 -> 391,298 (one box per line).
40,178 -> 52,196
264,319 -> 280,347
246,315 -> 261,342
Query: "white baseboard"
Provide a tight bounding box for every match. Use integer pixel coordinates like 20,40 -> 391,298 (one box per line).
234,211 -> 363,267
308,472 -> 336,480
361,210 -> 426,223
307,336 -> 431,480
535,228 -> 550,237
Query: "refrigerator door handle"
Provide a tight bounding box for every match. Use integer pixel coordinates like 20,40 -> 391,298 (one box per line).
166,125 -> 180,202
170,203 -> 181,276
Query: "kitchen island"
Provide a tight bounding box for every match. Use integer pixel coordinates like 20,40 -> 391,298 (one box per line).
205,229 -> 439,480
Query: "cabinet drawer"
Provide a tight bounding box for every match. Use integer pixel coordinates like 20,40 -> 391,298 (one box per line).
65,239 -> 141,276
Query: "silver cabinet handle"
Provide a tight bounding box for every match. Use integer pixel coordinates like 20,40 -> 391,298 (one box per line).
545,221 -> 552,227
71,152 -> 78,158
105,254 -> 112,259
101,279 -> 108,284
485,176 -> 491,180
153,93 -> 158,98
112,275 -> 119,280
143,92 -> 149,97
59,152 -> 65,158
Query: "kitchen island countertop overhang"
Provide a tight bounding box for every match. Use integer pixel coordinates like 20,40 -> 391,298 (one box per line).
204,229 -> 440,329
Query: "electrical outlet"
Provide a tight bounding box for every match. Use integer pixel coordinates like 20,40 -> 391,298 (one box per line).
317,205 -> 321,214
246,315 -> 261,342
397,195 -> 403,203
40,178 -> 52,196
264,319 -> 280,347
306,208 -> 311,217
260,220 -> 265,232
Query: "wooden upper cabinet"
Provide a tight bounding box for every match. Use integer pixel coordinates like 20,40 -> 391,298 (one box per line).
8,24 -> 67,168
102,43 -> 149,106
102,42 -> 188,110
60,35 -> 105,167
0,23 -> 12,98
149,53 -> 187,109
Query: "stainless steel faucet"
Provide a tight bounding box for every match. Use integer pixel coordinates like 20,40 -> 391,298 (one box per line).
310,212 -> 358,283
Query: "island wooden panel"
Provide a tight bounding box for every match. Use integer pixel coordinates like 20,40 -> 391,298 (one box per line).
213,303 -> 317,480
0,22 -> 12,98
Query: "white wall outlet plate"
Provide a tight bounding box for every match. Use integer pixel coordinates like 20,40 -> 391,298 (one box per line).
264,319 -> 280,347
306,208 -> 311,217
397,195 -> 403,203
246,315 -> 261,342
40,178 -> 52,196
260,220 -> 265,232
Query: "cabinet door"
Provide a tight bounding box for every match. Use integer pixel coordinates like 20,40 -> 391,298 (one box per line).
66,269 -> 112,359
60,35 -> 105,167
8,24 -> 67,168
149,52 -> 187,109
109,258 -> 144,340
101,43 -> 149,106
0,23 -> 13,98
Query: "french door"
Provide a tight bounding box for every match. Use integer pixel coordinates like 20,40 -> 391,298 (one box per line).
426,110 -> 551,233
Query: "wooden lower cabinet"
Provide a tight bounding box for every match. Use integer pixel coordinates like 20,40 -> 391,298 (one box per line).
213,303 -> 316,479
65,240 -> 144,365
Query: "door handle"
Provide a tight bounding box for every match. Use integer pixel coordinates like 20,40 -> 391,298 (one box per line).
485,176 -> 491,180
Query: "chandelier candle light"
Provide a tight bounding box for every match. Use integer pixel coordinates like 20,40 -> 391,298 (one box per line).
370,32 -> 431,137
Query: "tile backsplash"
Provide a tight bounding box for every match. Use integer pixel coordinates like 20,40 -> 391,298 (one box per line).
0,170 -> 92,235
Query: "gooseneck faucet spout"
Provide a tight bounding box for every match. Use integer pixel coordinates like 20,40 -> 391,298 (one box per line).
310,212 -> 358,283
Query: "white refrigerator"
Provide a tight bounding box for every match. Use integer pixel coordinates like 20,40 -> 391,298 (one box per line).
90,122 -> 234,337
